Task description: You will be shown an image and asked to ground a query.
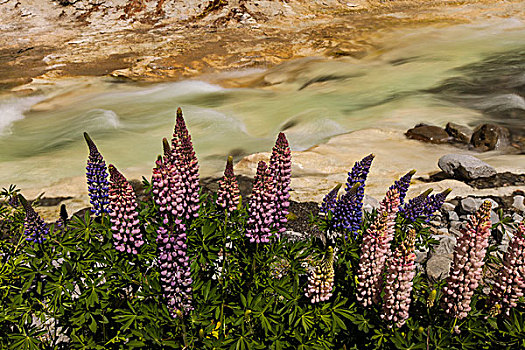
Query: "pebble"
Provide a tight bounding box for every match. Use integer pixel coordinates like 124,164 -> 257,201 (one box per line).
460,197 -> 483,214
447,211 -> 459,221
441,202 -> 456,212
512,213 -> 523,222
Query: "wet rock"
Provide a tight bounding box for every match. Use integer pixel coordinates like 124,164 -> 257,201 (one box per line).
512,195 -> 525,212
406,125 -> 450,144
467,172 -> 525,189
470,123 -> 510,151
438,154 -> 496,180
446,122 -> 472,144
426,255 -> 452,280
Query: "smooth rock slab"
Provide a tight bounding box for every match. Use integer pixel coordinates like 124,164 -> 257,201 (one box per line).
438,154 -> 497,180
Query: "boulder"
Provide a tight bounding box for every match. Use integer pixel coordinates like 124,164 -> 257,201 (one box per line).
470,123 -> 510,151
446,122 -> 472,144
406,125 -> 450,144
438,154 -> 496,180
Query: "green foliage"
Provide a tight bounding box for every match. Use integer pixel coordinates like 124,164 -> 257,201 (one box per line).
0,184 -> 524,349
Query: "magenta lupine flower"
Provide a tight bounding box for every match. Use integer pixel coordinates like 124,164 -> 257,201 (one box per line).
442,200 -> 492,319
305,246 -> 335,303
334,154 -> 375,236
84,133 -> 110,216
108,165 -> 144,254
488,222 -> 525,316
381,229 -> 417,328
356,188 -> 401,307
19,195 -> 49,243
168,108 -> 200,220
151,155 -> 185,231
216,156 -> 240,212
157,225 -> 193,318
389,170 -> 416,206
246,161 -> 276,243
269,132 -> 292,234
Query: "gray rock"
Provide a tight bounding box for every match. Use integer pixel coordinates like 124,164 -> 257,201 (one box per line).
415,250 -> 428,264
490,210 -> 500,224
433,235 -> 457,255
460,197 -> 483,214
512,213 -> 523,222
441,202 -> 456,212
438,154 -> 497,180
447,211 -> 459,221
446,122 -> 472,144
449,227 -> 463,237
449,220 -> 463,231
426,255 -> 452,280
512,195 -> 525,212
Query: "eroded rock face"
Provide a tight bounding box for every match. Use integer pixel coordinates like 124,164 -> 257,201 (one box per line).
405,125 -> 450,144
438,154 -> 497,181
470,123 -> 510,151
446,122 -> 472,144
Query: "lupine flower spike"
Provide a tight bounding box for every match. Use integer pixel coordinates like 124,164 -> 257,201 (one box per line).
169,108 -> 200,220
108,165 -> 144,254
319,184 -> 342,216
389,170 -> 416,206
334,154 -> 375,235
488,222 -> 525,316
442,200 -> 492,319
400,189 -> 433,222
381,229 -> 417,327
246,161 -> 276,243
151,154 -> 185,231
424,189 -> 452,218
157,226 -> 193,318
216,156 -> 241,212
84,132 -> 110,216
305,246 -> 335,303
19,195 -> 49,243
330,183 -> 360,240
269,132 -> 292,234
356,188 -> 401,307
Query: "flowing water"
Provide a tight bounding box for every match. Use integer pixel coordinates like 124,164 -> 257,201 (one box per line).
0,19 -> 524,195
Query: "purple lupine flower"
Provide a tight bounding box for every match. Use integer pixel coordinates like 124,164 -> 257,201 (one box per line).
269,132 -> 292,234
400,189 -> 433,222
331,183 -> 360,239
423,189 -> 452,217
488,222 -> 525,317
356,188 -> 401,307
246,161 -> 276,243
216,156 -> 240,212
305,246 -> 335,303
19,195 -> 49,243
335,154 -> 375,235
442,200 -> 492,319
389,170 -> 416,206
168,108 -> 200,220
108,165 -> 144,254
157,225 -> 193,318
381,229 -> 417,328
84,132 -> 110,216
319,184 -> 342,216
151,155 -> 185,231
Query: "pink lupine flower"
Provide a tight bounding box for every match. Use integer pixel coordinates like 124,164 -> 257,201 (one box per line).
356,188 -> 401,307
442,200 -> 492,319
305,246 -> 335,303
157,225 -> 193,318
246,161 -> 276,243
216,156 -> 240,212
488,222 -> 525,316
168,108 -> 200,220
381,229 -> 417,328
269,132 -> 292,234
108,165 -> 144,254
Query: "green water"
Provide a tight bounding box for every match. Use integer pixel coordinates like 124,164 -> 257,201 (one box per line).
0,19 -> 524,192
